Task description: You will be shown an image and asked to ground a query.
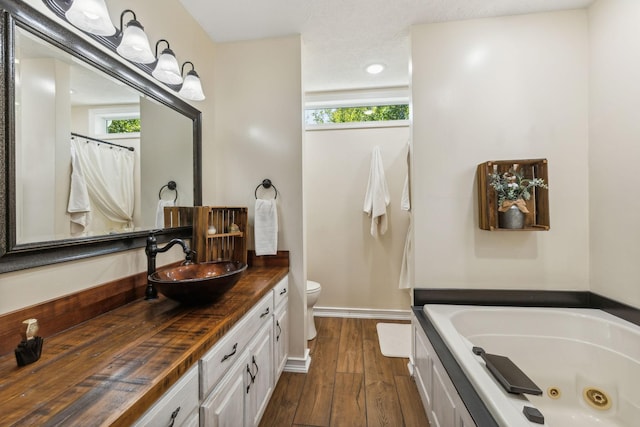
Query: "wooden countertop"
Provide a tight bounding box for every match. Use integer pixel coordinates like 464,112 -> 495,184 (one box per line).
0,265 -> 288,426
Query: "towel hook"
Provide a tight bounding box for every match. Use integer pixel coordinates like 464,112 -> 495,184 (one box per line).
159,181 -> 178,203
255,178 -> 278,199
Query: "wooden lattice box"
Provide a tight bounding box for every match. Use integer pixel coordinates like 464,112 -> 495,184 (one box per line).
192,207 -> 248,263
476,159 -> 550,231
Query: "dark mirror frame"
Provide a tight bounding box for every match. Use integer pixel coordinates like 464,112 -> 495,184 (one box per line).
0,0 -> 202,273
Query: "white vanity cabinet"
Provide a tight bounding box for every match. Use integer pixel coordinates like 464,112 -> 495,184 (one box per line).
200,320 -> 275,427
199,349 -> 248,427
412,314 -> 477,427
245,321 -> 274,426
200,276 -> 288,427
133,276 -> 289,427
132,365 -> 199,427
273,277 -> 289,378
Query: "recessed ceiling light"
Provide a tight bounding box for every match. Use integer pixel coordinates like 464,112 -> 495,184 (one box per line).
366,63 -> 385,74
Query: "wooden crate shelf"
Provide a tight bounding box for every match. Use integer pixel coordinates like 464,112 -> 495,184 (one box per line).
477,159 -> 550,231
163,206 -> 193,228
192,206 -> 248,263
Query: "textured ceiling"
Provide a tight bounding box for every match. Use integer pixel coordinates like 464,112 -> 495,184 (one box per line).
179,0 -> 595,93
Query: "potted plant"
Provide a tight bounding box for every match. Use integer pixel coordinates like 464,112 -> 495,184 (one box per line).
488,166 -> 548,229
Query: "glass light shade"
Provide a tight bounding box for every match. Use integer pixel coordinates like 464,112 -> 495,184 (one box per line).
179,71 -> 205,101
65,0 -> 116,36
116,20 -> 155,63
152,49 -> 183,85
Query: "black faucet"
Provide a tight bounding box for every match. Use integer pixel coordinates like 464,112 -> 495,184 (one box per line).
145,232 -> 196,300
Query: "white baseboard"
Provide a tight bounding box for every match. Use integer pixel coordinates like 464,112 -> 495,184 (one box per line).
313,306 -> 412,320
283,348 -> 311,373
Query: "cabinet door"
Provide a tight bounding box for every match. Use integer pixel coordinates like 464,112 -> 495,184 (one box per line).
200,354 -> 247,427
246,321 -> 274,427
413,321 -> 433,408
133,365 -> 199,427
274,301 -> 288,379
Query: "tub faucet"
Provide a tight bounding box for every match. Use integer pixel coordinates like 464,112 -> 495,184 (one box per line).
145,232 -> 196,300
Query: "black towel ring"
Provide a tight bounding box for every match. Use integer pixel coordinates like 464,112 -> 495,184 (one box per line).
159,181 -> 178,203
255,179 -> 278,199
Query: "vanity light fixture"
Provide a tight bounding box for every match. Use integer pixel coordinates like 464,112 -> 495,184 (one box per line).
64,0 -> 116,36
179,61 -> 205,101
116,10 -> 155,64
43,1 -> 206,101
152,39 -> 183,85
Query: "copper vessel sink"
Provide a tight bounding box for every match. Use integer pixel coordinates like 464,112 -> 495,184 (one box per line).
148,261 -> 247,305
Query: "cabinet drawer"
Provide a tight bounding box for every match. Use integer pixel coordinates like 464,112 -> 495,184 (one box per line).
273,276 -> 288,309
200,292 -> 273,398
133,365 -> 199,427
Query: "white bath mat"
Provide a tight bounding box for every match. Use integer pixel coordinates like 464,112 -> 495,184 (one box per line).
376,323 -> 411,358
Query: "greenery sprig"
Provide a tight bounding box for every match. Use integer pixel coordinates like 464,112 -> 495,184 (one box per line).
489,168 -> 548,207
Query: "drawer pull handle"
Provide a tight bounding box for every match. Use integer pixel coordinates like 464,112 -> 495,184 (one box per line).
168,406 -> 180,427
260,307 -> 270,318
246,357 -> 259,393
279,288 -> 287,295
276,320 -> 282,342
252,355 -> 260,380
221,343 -> 238,363
246,364 -> 252,393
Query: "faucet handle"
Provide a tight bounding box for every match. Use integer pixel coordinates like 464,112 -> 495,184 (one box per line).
183,250 -> 196,265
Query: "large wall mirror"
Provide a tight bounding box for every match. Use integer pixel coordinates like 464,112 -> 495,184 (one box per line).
0,1 -> 202,273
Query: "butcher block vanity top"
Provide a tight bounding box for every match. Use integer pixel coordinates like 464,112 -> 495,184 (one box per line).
0,264 -> 288,426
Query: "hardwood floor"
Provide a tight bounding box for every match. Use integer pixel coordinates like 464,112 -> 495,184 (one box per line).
260,318 -> 430,427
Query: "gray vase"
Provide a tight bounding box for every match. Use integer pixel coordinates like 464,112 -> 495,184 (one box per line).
498,204 -> 525,229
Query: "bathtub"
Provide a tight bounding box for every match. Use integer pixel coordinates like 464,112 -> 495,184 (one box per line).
423,305 -> 640,427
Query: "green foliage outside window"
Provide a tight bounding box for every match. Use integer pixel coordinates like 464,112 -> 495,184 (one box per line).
107,118 -> 141,134
308,104 -> 409,124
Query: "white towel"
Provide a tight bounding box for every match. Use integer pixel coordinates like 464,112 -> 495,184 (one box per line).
254,199 -> 278,256
398,216 -> 413,289
363,145 -> 390,237
401,175 -> 410,211
156,199 -> 175,228
401,140 -> 411,212
67,143 -> 91,229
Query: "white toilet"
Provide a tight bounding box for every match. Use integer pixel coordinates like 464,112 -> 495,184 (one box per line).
306,280 -> 322,340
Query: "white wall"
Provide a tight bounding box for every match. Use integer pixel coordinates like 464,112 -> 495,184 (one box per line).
411,10 -> 590,291
18,58 -> 61,242
305,125 -> 411,310
588,0 -> 640,308
211,36 -> 306,358
140,97 -> 193,229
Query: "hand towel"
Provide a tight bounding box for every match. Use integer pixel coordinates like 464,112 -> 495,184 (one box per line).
363,145 -> 390,237
401,140 -> 411,211
67,143 -> 91,229
156,199 -> 175,228
398,216 -> 413,289
255,199 -> 278,256
401,175 -> 410,211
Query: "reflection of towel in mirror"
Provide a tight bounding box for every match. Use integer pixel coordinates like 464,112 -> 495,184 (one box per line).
156,199 -> 175,228
363,145 -> 390,237
67,143 -> 91,229
254,199 -> 278,256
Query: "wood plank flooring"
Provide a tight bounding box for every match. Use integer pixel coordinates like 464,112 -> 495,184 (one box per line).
260,318 -> 430,427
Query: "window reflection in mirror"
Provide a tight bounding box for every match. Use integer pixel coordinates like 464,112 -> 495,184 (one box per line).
14,26 -> 193,244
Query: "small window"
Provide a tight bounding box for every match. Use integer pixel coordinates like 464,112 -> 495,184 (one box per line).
305,104 -> 409,125
89,106 -> 140,137
106,118 -> 141,134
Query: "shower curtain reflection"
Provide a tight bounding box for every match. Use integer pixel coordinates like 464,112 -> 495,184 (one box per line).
68,136 -> 135,236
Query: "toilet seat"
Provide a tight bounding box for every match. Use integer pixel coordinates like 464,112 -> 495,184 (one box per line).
307,280 -> 321,293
